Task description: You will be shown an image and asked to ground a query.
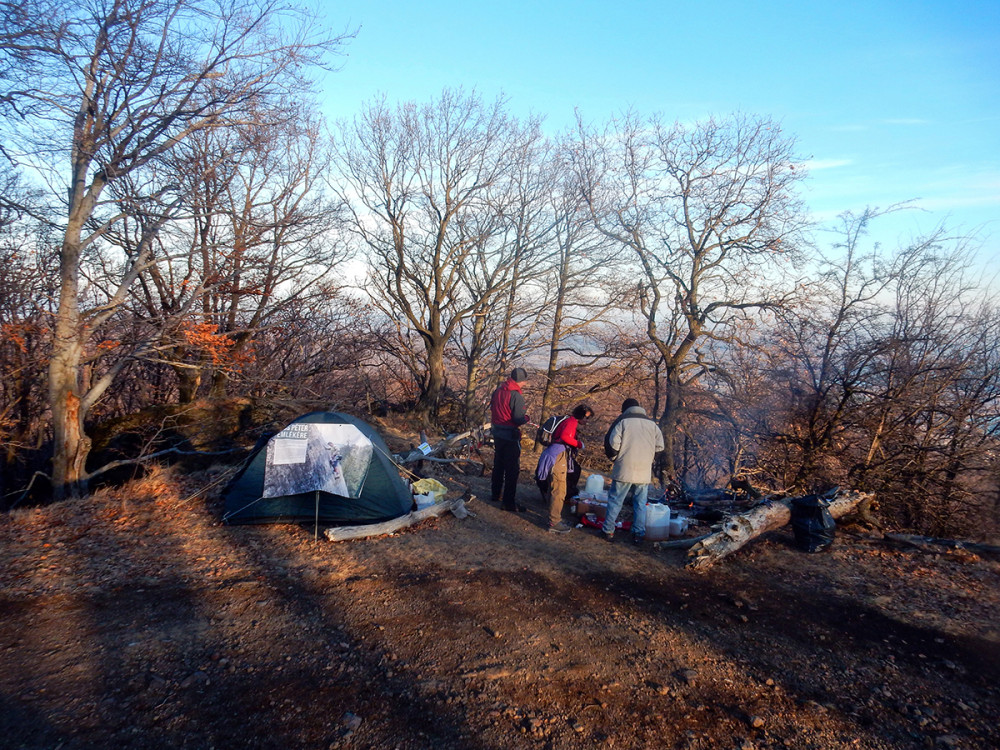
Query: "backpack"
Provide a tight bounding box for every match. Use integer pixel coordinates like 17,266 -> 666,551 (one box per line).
537,414 -> 568,446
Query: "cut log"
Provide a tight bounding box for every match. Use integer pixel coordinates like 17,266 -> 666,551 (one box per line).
686,491 -> 873,570
324,496 -> 476,542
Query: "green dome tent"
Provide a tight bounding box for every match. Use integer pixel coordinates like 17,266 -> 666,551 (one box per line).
222,412 -> 412,525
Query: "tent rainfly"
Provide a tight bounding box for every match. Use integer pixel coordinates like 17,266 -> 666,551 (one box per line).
222,412 -> 412,525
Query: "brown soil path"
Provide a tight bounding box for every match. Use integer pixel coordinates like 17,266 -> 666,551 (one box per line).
1,465 -> 998,749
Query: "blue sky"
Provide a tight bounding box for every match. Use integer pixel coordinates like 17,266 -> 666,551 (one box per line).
318,0 -> 999,266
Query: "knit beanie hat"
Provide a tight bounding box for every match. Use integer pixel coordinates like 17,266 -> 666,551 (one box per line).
511,367 -> 527,382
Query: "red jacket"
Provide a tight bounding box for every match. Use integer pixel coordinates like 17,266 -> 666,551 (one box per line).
552,416 -> 582,448
490,378 -> 528,432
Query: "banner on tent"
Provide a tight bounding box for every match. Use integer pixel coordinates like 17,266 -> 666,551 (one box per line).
263,423 -> 373,499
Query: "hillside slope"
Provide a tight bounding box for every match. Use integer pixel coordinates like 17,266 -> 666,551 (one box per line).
1,464 -> 998,749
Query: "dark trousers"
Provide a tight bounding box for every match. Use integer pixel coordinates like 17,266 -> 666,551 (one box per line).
491,437 -> 521,509
566,462 -> 582,499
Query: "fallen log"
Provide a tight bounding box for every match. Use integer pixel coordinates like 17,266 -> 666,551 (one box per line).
686,491 -> 873,570
883,532 -> 1000,557
325,495 -> 476,542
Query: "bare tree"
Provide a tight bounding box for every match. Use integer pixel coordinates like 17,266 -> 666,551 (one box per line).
532,140 -> 632,428
768,208 -> 911,490
2,0 -> 348,499
157,103 -> 345,401
719,216 -> 1000,535
576,111 -> 808,480
331,89 -> 546,422
0,1 -> 60,153
0,184 -> 57,501
450,133 -> 557,425
232,290 -> 378,405
847,240 -> 1000,534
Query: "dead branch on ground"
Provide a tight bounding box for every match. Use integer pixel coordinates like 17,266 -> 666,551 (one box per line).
325,495 -> 476,542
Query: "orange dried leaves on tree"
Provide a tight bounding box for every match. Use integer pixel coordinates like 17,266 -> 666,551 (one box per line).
180,322 -> 235,366
1,322 -> 46,354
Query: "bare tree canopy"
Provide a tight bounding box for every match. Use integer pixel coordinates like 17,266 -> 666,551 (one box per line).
330,89 -> 548,421
574,111 -> 809,477
0,0 -> 350,499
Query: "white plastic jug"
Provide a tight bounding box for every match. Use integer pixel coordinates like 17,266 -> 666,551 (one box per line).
644,502 -> 671,541
669,516 -> 688,536
584,474 -> 605,495
645,502 -> 671,528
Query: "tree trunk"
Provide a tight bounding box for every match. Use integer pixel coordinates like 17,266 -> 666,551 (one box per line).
417,339 -> 446,419
49,211 -> 93,500
48,383 -> 91,500
174,363 -> 202,404
686,491 -> 872,570
209,369 -> 230,399
462,314 -> 487,425
658,364 -> 683,479
535,270 -> 569,448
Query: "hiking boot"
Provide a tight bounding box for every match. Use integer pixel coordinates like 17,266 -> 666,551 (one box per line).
632,533 -> 645,546
602,530 -> 614,542
503,503 -> 527,513
548,521 -> 573,534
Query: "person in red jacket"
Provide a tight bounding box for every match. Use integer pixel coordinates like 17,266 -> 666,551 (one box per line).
552,403 -> 593,501
537,403 -> 593,533
490,367 -> 529,512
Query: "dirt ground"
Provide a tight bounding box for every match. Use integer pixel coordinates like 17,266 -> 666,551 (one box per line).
1,461 -> 998,750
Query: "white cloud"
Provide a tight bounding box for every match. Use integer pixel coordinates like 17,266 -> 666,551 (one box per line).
800,158 -> 853,171
881,118 -> 931,126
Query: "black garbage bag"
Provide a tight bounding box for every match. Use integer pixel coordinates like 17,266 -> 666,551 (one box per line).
790,494 -> 836,552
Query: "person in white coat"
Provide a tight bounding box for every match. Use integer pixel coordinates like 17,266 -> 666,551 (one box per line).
601,399 -> 665,544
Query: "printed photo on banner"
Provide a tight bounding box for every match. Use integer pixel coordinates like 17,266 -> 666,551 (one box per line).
262,423 -> 373,499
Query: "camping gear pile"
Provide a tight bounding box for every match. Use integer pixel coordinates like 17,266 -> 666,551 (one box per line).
572,473 -> 609,518
412,478 -> 448,509
572,473 -> 692,538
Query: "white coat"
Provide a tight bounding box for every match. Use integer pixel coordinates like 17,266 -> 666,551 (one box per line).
605,406 -> 665,484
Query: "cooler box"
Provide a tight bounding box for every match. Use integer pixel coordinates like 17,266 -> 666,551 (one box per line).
575,498 -> 607,520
